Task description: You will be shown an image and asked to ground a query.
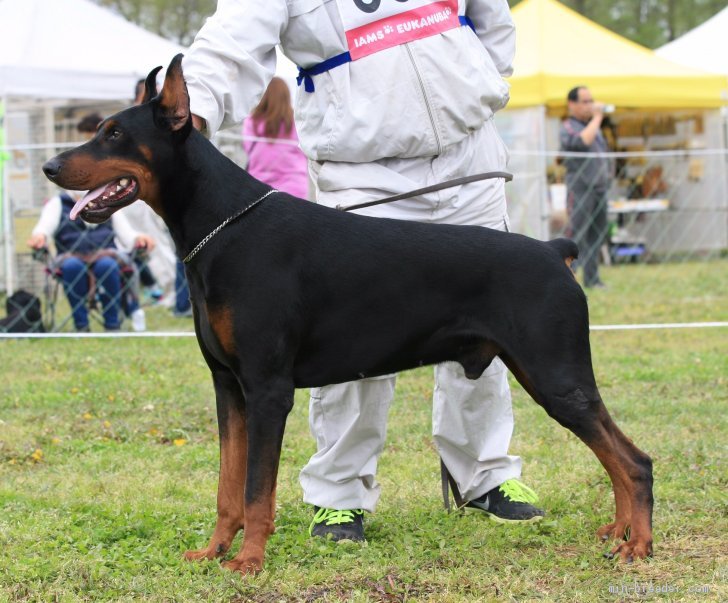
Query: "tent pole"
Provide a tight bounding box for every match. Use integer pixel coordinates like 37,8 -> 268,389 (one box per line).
0,95 -> 14,296
723,106 -> 728,249
538,105 -> 549,240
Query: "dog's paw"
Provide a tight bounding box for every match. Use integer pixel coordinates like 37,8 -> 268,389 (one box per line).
222,556 -> 263,575
596,521 -> 629,542
604,538 -> 653,563
183,543 -> 228,562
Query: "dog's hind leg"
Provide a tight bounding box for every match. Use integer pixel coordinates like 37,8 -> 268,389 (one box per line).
544,388 -> 653,561
222,377 -> 295,575
587,409 -> 653,560
500,326 -> 653,561
185,369 -> 247,562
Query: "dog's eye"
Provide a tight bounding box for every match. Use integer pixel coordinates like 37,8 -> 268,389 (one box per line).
106,128 -> 122,141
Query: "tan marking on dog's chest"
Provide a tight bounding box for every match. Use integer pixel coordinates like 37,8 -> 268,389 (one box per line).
207,305 -> 236,355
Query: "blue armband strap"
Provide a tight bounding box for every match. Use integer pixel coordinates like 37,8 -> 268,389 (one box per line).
297,16 -> 475,93
296,51 -> 352,93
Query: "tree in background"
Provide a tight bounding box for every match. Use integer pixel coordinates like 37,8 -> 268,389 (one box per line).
511,0 -> 725,49
96,0 -> 726,51
96,0 -> 215,46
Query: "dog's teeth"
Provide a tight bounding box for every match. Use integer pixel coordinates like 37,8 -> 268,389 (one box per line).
116,184 -> 123,192
119,178 -> 129,187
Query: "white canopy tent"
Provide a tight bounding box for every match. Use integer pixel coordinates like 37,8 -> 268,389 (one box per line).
655,7 -> 728,75
0,0 -> 184,100
496,0 -> 728,251
656,9 -> 728,260
0,0 -> 187,293
0,0 -> 298,99
0,0 -> 299,294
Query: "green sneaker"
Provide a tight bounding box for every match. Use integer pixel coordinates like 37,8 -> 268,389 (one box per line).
309,507 -> 365,542
465,479 -> 545,524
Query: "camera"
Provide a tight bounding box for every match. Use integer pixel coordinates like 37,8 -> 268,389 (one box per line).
603,104 -> 615,114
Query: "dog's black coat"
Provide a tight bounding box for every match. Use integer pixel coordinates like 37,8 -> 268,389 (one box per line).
195,192 -> 584,387
42,55 -> 653,573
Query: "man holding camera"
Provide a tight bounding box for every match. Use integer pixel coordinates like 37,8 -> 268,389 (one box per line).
559,86 -> 614,289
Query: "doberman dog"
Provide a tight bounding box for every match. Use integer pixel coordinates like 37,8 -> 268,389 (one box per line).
43,55 -> 653,574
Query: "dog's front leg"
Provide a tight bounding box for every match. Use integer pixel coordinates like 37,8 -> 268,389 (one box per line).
222,382 -> 294,575
185,369 -> 247,562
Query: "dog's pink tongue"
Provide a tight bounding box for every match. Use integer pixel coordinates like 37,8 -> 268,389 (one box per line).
69,185 -> 108,220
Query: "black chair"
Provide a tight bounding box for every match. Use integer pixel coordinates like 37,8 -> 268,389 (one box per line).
32,247 -> 143,332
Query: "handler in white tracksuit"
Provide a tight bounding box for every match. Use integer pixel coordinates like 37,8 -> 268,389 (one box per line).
184,0 -> 527,514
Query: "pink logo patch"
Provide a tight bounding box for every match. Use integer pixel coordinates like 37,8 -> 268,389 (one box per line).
345,0 -> 459,61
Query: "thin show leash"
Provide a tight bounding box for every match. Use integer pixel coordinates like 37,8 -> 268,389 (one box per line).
183,172 -> 513,263
336,171 -> 513,212
182,171 -> 513,268
183,171 -> 512,264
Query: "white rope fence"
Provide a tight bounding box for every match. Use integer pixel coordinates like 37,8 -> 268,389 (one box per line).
513,148 -> 728,159
2,321 -> 726,339
1,142 -> 725,336
0,133 -> 301,153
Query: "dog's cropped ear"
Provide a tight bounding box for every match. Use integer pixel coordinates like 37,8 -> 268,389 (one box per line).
156,53 -> 191,135
142,66 -> 162,104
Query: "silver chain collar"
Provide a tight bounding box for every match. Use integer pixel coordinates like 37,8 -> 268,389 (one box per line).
182,189 -> 278,264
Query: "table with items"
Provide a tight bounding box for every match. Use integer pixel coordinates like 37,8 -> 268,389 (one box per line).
607,198 -> 669,262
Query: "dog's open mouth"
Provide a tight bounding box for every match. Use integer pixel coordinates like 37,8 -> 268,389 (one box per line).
70,177 -> 139,222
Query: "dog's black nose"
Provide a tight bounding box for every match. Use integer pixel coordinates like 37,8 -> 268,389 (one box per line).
42,159 -> 62,179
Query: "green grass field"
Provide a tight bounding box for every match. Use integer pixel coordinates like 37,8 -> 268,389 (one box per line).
1,261 -> 726,601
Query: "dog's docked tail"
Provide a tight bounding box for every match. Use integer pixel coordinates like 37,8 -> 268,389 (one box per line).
547,238 -> 579,271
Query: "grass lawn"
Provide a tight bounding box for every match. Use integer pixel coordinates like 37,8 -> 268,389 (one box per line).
1,260 -> 726,601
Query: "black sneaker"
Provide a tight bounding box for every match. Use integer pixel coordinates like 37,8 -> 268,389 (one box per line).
465,479 -> 545,524
309,507 -> 365,542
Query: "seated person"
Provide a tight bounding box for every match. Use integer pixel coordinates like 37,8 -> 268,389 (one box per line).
173,258 -> 192,317
27,190 -> 155,332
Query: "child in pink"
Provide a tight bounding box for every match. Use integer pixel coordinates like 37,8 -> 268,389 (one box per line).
242,78 -> 309,199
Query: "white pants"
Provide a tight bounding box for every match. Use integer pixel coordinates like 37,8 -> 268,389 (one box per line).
299,121 -> 521,511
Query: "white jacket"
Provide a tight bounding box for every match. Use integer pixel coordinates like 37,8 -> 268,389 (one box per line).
183,0 -> 514,163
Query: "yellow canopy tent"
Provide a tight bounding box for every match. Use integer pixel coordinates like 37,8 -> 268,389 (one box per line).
496,0 -> 728,249
508,0 -> 728,110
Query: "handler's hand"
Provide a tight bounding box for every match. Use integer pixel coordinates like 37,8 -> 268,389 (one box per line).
27,233 -> 47,250
134,234 -> 156,252
192,114 -> 207,132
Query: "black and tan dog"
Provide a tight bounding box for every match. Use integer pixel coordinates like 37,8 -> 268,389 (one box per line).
43,55 -> 653,573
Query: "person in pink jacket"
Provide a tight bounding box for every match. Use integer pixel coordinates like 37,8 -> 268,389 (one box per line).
242,77 -> 309,199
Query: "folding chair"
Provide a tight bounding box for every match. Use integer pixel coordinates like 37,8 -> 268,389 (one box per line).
33,247 -> 142,332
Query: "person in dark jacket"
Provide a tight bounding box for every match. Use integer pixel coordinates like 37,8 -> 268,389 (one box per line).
559,86 -> 614,288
